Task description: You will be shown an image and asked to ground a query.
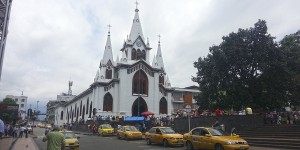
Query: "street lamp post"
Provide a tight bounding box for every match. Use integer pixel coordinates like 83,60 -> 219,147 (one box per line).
185,105 -> 192,131
37,100 -> 39,112
138,69 -> 141,116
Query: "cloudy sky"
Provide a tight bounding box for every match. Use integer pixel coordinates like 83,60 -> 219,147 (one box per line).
0,0 -> 299,110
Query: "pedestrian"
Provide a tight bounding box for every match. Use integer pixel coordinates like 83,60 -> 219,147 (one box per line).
277,114 -> 282,125
45,127 -> 49,136
92,123 -> 97,135
13,126 -> 18,138
24,126 -> 28,138
19,126 -> 24,138
212,118 -> 221,130
0,119 -> 4,139
42,125 -> 65,150
215,108 -> 221,116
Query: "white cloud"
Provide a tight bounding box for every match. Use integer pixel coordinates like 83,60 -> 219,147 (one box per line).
1,0 -> 300,106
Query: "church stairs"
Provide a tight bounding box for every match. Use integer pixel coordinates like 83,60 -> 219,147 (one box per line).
238,124 -> 300,149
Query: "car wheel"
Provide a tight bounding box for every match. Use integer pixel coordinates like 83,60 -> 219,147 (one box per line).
146,138 -> 151,145
125,135 -> 128,140
163,139 -> 169,147
186,141 -> 194,150
215,144 -> 224,150
101,132 -> 104,137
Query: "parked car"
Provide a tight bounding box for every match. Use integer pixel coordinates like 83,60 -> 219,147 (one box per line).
144,127 -> 183,147
183,127 -> 249,150
60,130 -> 80,150
98,124 -> 114,136
116,125 -> 142,140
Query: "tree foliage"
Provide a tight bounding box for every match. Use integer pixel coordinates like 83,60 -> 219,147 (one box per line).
280,30 -> 300,106
193,20 -> 293,111
0,98 -> 16,104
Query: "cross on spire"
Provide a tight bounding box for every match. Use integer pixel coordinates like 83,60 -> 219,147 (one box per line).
135,0 -> 139,9
108,24 -> 112,35
158,34 -> 161,44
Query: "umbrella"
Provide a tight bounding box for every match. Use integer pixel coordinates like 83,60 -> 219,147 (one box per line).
141,111 -> 154,116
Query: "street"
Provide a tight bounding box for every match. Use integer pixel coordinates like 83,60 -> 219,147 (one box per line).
32,127 -> 183,150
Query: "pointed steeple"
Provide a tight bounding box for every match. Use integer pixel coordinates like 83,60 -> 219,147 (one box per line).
152,55 -> 157,67
165,75 -> 171,88
116,55 -> 119,63
94,69 -> 100,82
99,67 -> 105,80
128,4 -> 144,42
156,36 -> 165,70
121,50 -> 127,62
102,25 -> 114,65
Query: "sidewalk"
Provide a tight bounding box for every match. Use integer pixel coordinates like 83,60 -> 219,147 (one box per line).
11,137 -> 38,150
0,137 -> 16,150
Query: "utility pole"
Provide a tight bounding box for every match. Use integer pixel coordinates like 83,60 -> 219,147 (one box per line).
0,0 -> 13,79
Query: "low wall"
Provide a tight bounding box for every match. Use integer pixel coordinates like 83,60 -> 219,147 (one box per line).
174,115 -> 263,134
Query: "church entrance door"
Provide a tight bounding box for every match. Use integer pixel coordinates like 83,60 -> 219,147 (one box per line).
132,97 -> 148,116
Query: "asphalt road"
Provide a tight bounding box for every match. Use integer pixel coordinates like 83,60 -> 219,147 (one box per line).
32,127 -> 281,150
32,127 -> 183,150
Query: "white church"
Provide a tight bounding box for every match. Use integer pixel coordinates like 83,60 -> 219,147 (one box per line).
50,5 -> 199,125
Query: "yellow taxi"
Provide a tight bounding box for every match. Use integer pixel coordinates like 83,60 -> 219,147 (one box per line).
144,127 -> 184,147
60,130 -> 80,150
183,127 -> 249,150
116,125 -> 143,140
98,124 -> 114,136
37,123 -> 42,128
39,123 -> 46,128
46,124 -> 52,129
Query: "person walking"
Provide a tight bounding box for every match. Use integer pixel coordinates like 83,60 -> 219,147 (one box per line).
0,119 -> 4,139
43,125 -> 65,150
24,126 -> 28,138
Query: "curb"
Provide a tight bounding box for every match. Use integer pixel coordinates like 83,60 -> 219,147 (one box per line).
30,137 -> 40,150
9,138 -> 18,150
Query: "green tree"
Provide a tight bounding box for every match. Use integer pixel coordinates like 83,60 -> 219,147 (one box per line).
193,20 -> 290,111
280,30 -> 300,107
0,98 -> 16,104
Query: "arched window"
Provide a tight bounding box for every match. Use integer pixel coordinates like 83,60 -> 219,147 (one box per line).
80,101 -> 82,116
71,106 -> 73,121
103,93 -> 113,111
60,111 -> 64,120
106,67 -> 112,79
136,49 -> 142,60
76,108 -> 79,121
89,102 -> 93,118
142,50 -> 146,60
159,98 -> 168,114
82,105 -> 85,119
66,109 -> 68,120
86,98 -> 89,114
159,74 -> 164,85
75,103 -> 78,117
132,70 -> 148,95
132,49 -> 136,60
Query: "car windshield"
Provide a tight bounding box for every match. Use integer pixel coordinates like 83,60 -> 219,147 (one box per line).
101,124 -> 112,129
124,126 -> 138,131
160,127 -> 175,134
208,128 -> 229,136
63,132 -> 76,139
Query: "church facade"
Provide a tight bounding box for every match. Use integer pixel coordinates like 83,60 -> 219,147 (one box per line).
52,6 -> 199,125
